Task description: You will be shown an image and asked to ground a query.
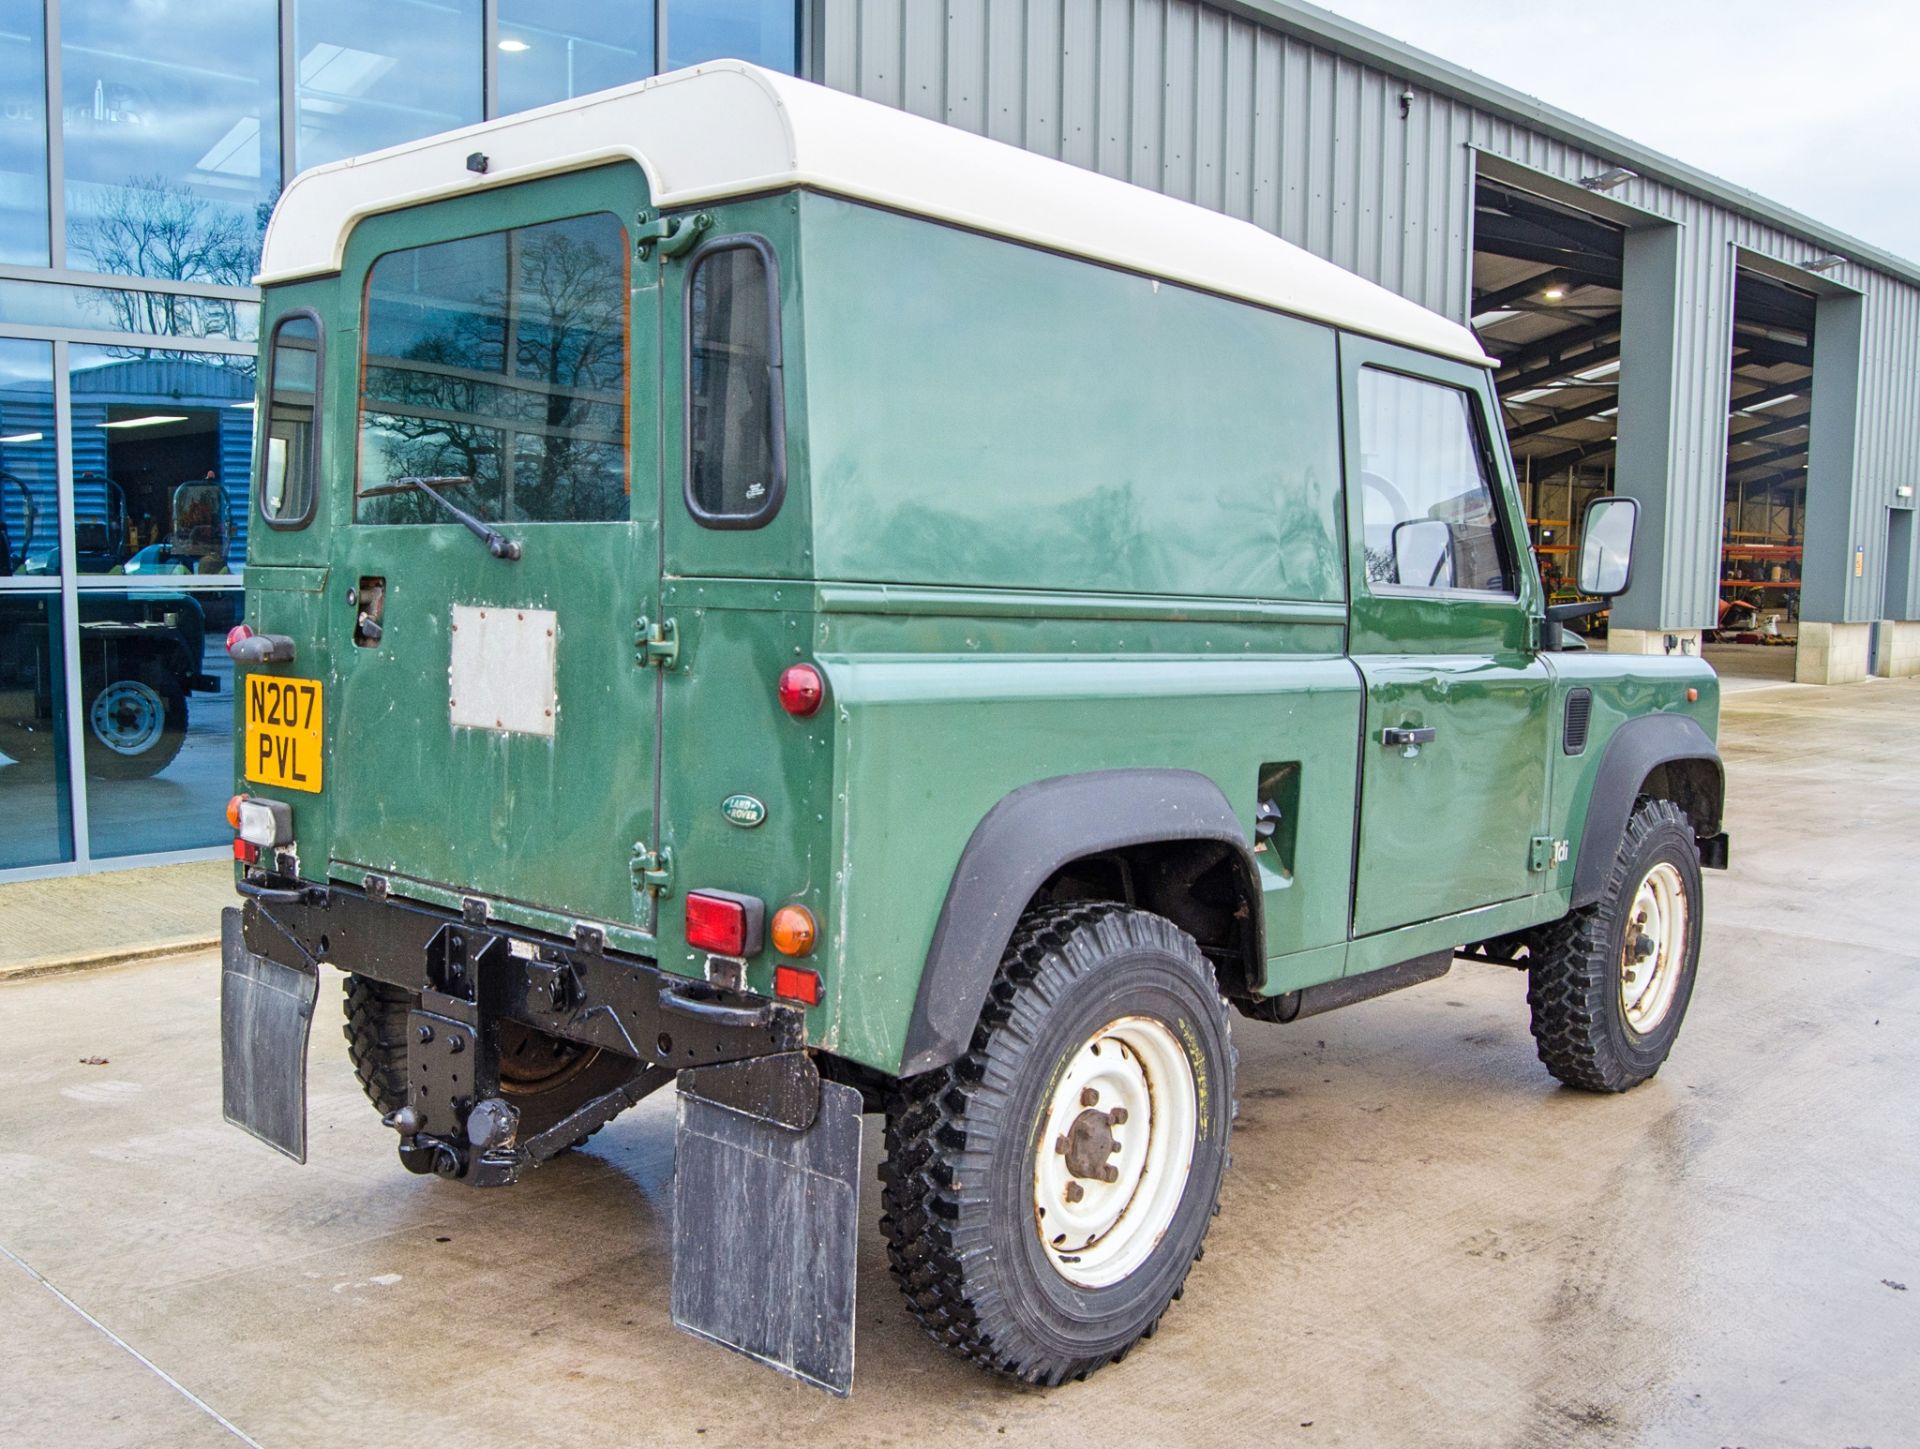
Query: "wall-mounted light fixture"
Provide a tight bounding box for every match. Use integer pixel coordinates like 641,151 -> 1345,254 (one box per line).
1804,254 -> 1846,273
1581,166 -> 1637,192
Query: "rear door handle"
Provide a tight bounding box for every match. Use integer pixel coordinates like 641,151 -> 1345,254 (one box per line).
1381,726 -> 1437,747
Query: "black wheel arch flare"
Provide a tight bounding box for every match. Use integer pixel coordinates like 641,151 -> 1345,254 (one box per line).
1570,712 -> 1725,910
899,768 -> 1264,1076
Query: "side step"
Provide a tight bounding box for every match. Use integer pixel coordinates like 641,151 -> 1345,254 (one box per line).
1246,949 -> 1455,1024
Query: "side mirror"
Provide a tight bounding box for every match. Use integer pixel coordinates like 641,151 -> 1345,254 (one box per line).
1391,517 -> 1454,589
1577,495 -> 1638,597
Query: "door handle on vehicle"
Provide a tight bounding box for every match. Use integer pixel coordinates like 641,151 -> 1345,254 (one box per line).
1381,726 -> 1437,747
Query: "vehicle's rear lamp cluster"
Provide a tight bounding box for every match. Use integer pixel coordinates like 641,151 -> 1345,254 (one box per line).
225,794 -> 292,850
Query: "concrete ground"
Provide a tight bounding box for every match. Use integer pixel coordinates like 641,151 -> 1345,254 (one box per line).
2,681 -> 1915,1449
0,858 -> 228,979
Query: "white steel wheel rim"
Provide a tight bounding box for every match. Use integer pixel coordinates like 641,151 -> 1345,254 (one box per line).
1032,1014 -> 1198,1289
89,680 -> 165,755
1620,861 -> 1688,1034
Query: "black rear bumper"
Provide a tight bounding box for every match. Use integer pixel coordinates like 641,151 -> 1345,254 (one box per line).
239,877 -> 804,1071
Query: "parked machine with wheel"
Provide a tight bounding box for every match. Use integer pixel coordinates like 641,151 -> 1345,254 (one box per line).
218,63 -> 1727,1396
3,473 -> 215,778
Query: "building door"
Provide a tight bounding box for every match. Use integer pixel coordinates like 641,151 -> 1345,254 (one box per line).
1341,337 -> 1554,938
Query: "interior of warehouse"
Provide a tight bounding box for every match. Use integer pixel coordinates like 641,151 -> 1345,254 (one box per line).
1470,173 -> 1839,682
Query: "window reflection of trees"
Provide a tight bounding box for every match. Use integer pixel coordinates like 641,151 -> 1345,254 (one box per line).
359,215 -> 628,526
71,176 -> 268,343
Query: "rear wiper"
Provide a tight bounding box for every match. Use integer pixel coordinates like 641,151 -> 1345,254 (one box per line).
365,475 -> 522,561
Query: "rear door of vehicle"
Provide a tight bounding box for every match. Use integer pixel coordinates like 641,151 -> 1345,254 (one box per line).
327,166 -> 662,930
1341,335 -> 1553,936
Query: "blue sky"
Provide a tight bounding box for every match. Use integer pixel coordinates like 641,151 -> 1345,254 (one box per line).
1318,0 -> 1916,263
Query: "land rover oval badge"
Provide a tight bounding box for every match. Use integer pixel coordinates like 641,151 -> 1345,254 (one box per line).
722,793 -> 767,829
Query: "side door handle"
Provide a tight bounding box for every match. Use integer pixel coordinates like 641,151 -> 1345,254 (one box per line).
1381,726 -> 1437,747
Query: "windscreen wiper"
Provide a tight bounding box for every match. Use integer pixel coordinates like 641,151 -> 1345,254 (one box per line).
365,475 -> 522,560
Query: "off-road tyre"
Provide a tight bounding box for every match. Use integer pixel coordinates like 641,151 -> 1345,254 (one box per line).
1527,798 -> 1703,1092
341,974 -> 633,1146
880,902 -> 1236,1385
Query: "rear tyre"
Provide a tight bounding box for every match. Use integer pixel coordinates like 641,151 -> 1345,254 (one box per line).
880,903 -> 1235,1385
1527,798 -> 1703,1092
341,975 -> 633,1146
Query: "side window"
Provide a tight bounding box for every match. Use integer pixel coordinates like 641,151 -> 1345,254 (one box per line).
1356,368 -> 1513,595
686,238 -> 784,527
260,314 -> 321,528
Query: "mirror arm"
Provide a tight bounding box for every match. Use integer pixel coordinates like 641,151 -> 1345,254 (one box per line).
1544,598 -> 1609,624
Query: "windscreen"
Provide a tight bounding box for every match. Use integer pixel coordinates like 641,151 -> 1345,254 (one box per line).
356,211 -> 629,524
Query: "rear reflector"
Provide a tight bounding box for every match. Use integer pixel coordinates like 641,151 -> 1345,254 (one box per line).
232,838 -> 259,864
684,890 -> 766,958
774,964 -> 822,1006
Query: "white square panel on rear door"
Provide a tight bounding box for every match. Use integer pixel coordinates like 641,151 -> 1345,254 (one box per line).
448,604 -> 557,738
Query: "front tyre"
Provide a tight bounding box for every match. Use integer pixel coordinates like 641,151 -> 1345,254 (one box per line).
881,903 -> 1235,1385
1527,798 -> 1704,1092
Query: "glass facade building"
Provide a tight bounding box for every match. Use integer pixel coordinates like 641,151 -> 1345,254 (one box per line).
0,0 -> 799,879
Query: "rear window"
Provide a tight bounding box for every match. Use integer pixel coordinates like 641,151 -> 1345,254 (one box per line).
686,237 -> 784,526
260,312 -> 321,527
356,212 -> 629,525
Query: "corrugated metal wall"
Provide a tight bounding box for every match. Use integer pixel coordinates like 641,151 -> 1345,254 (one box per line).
815,0 -> 1920,624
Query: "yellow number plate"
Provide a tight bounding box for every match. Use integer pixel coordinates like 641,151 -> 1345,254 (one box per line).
244,675 -> 324,793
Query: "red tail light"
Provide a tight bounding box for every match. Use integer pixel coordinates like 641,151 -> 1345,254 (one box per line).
777,663 -> 824,717
684,890 -> 765,958
232,838 -> 260,864
225,624 -> 254,656
774,964 -> 823,1006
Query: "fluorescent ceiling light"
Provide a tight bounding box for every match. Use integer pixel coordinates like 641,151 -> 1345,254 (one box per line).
196,117 -> 262,178
231,401 -> 257,409
1507,387 -> 1555,405
300,43 -> 396,98
498,38 -> 531,52
1542,288 -> 1566,301
1574,360 -> 1622,382
98,414 -> 188,430
0,430 -> 44,443
1742,393 -> 1799,413
1471,308 -> 1518,327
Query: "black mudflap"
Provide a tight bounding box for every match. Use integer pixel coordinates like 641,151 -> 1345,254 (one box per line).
671,1073 -> 863,1396
220,906 -> 320,1163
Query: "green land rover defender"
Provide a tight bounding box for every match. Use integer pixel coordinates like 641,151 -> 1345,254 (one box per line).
220,62 -> 1728,1394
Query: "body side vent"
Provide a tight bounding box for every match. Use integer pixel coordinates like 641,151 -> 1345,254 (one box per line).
1563,688 -> 1593,755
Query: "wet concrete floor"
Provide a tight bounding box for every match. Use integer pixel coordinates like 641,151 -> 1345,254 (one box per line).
2,678 -> 1916,1448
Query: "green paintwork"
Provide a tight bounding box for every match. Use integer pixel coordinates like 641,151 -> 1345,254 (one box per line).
238,170 -> 1718,1079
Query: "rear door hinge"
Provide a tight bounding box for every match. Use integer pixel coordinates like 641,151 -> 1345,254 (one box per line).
635,615 -> 679,669
634,210 -> 712,261
631,844 -> 674,898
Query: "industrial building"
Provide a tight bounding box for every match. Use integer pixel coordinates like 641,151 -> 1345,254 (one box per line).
2,0 -> 1914,880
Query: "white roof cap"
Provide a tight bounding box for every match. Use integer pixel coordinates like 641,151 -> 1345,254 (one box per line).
258,61 -> 1489,367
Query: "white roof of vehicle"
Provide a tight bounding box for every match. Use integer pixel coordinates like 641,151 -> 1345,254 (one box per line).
258,61 -> 1490,367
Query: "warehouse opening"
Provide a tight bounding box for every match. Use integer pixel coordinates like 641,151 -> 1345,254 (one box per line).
1469,178 -> 1626,633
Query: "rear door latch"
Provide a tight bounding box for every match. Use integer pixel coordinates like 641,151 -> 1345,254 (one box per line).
632,845 -> 674,898
635,615 -> 679,669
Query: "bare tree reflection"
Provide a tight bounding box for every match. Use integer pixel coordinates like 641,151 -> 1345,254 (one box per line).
361,217 -> 627,525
